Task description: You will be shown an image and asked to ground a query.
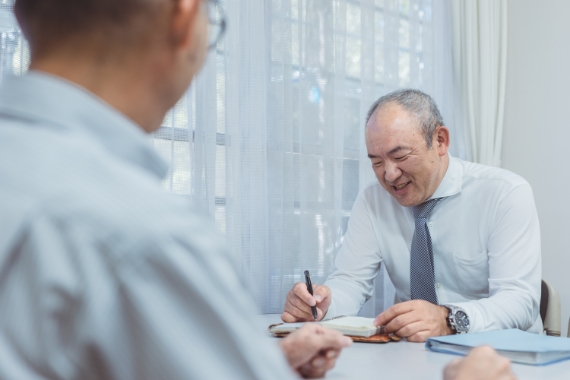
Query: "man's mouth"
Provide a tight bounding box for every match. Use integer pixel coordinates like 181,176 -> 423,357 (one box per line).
392,182 -> 411,191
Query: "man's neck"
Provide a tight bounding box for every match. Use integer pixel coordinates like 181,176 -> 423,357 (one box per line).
29,56 -> 169,133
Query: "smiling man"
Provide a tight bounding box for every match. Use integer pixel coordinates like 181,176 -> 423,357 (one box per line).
282,89 -> 542,342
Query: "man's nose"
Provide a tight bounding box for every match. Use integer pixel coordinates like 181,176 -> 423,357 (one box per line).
384,161 -> 402,183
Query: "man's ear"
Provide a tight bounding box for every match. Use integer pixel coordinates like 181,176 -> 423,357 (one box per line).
170,0 -> 201,49
434,125 -> 450,156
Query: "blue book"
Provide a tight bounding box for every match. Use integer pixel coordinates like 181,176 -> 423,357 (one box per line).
425,329 -> 570,365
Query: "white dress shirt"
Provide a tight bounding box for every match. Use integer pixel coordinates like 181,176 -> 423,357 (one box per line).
0,72 -> 295,379
325,155 -> 543,334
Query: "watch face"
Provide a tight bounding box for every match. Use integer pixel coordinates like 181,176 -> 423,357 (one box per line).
455,310 -> 470,331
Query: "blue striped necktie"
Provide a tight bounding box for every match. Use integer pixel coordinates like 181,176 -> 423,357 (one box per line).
410,198 -> 443,305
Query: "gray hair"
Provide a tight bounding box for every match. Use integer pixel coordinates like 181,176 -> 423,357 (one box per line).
365,89 -> 444,148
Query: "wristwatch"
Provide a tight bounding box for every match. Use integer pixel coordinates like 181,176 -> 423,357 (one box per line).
443,305 -> 470,334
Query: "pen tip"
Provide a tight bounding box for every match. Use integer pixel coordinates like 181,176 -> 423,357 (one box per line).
304,270 -> 309,276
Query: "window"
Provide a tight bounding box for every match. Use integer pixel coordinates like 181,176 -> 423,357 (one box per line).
0,3 -> 28,79
0,0 -> 455,314
151,0 -> 445,313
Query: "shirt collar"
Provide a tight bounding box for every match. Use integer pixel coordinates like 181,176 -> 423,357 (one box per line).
429,153 -> 463,200
0,71 -> 168,179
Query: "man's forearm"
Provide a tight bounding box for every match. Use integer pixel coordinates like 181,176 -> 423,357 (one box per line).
447,289 -> 540,333
324,277 -> 373,319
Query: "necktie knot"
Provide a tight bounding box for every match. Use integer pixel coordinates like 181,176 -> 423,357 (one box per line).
412,198 -> 442,219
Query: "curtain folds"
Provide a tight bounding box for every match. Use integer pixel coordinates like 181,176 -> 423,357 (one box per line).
452,0 -> 508,166
156,0 -> 461,315
0,1 -> 464,316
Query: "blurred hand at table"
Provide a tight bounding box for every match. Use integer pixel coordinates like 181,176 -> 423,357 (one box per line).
281,282 -> 332,322
278,324 -> 353,378
443,346 -> 517,380
374,300 -> 452,342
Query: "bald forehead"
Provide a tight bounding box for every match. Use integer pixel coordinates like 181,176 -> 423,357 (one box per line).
366,102 -> 421,133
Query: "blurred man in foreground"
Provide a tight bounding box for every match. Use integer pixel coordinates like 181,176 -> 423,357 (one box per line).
0,0 -> 349,378
0,0 -> 516,379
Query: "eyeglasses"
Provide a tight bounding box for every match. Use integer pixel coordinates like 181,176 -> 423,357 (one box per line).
207,0 -> 227,50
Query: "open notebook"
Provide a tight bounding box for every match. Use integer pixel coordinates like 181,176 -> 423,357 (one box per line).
269,316 -> 387,338
426,329 -> 570,365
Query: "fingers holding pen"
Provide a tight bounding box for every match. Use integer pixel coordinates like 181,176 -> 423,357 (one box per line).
282,299 -> 315,322
293,282 -> 318,306
289,285 -> 316,312
282,282 -> 331,322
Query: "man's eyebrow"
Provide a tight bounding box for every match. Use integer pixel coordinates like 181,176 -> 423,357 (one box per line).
387,146 -> 408,155
368,146 -> 410,159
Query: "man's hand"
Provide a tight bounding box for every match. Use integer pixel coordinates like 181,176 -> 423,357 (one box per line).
281,283 -> 332,322
278,324 -> 352,378
374,300 -> 452,342
443,346 -> 517,380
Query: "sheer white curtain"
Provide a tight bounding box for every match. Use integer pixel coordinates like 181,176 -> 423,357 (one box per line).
452,0 -> 508,166
0,0 -> 464,316
0,2 -> 28,81
156,0 -> 462,315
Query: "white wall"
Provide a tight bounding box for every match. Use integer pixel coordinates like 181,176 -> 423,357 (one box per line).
502,0 -> 570,337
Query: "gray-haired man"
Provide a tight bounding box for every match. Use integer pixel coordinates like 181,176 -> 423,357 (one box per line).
283,89 -> 542,342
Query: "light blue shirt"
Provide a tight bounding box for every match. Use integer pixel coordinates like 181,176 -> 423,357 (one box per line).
0,72 -> 294,379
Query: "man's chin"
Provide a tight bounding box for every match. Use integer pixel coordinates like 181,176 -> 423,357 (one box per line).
379,182 -> 422,207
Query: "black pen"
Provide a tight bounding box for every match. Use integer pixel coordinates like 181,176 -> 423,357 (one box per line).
304,270 -> 318,321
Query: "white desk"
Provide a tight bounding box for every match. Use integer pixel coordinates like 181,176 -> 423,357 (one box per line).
257,314 -> 570,380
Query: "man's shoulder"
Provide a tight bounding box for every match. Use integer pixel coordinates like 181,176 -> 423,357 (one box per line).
357,180 -> 399,210
38,163 -> 213,258
459,158 -> 530,190
0,122 -> 217,262
361,179 -> 383,193
360,180 -> 386,199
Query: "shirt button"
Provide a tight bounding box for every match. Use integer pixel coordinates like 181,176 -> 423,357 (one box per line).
428,222 -> 433,227
435,283 -> 441,288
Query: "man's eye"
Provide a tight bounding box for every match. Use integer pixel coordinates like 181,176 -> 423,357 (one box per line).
395,155 -> 409,160
373,161 -> 383,166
